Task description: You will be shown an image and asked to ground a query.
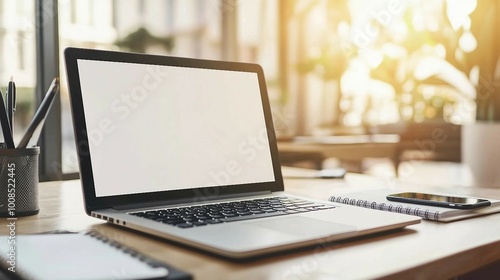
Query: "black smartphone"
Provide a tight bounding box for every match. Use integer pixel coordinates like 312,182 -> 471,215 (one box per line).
386,192 -> 491,209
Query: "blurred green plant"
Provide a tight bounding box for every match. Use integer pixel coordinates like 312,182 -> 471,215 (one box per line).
295,0 -> 352,126
371,0 -> 500,122
368,2 -> 471,123
115,27 -> 174,53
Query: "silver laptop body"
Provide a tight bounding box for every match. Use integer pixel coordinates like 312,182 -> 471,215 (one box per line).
64,47 -> 420,259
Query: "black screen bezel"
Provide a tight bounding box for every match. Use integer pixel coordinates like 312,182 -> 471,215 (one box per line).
64,47 -> 284,214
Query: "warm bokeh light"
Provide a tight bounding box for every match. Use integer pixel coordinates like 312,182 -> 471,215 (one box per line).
293,0 -> 496,132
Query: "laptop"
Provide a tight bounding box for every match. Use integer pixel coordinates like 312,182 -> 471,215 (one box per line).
64,47 -> 420,259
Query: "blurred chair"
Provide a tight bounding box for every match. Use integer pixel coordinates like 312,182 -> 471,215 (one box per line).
371,122 -> 461,173
278,151 -> 325,170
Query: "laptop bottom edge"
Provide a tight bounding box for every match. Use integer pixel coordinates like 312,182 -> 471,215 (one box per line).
92,204 -> 420,259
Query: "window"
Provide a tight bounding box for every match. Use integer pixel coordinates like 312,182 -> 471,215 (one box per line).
57,0 -> 279,176
0,0 -> 36,143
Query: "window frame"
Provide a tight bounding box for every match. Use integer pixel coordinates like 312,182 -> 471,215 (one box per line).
36,0 -> 68,181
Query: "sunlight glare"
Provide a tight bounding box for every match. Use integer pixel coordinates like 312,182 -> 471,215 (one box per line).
446,0 -> 477,30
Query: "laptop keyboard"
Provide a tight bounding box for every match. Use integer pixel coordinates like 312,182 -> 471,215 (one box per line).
129,197 -> 335,229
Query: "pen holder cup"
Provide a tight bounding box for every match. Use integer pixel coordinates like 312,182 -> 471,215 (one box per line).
0,147 -> 40,217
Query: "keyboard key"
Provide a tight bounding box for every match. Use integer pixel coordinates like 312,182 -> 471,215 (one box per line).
209,214 -> 225,219
163,219 -> 186,225
177,223 -> 194,228
222,211 -> 288,222
223,213 -> 238,217
161,217 -> 182,222
205,219 -> 223,224
314,206 -> 336,210
130,212 -> 145,217
293,202 -> 317,207
195,215 -> 210,220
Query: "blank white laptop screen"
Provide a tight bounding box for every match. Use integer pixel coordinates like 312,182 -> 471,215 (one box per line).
76,60 -> 275,197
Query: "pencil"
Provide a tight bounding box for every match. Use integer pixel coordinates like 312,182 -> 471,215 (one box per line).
17,78 -> 60,148
6,76 -> 16,135
0,88 -> 15,148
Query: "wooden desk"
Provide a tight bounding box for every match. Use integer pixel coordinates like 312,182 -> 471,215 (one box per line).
2,168 -> 500,279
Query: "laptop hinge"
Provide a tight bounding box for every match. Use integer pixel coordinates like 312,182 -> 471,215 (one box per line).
113,190 -> 273,211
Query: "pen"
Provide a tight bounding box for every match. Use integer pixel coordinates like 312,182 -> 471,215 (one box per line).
6,76 -> 16,135
0,88 -> 15,149
17,78 -> 59,148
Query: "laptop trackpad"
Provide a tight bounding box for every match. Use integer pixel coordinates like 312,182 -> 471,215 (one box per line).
244,216 -> 356,237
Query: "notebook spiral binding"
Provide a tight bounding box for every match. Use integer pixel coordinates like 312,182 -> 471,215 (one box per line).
85,231 -> 167,269
329,195 -> 441,221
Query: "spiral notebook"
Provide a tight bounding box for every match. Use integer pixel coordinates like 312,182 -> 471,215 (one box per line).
329,189 -> 500,222
0,232 -> 191,280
